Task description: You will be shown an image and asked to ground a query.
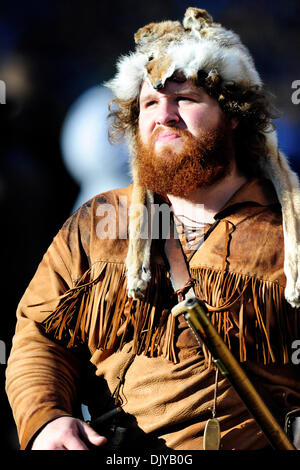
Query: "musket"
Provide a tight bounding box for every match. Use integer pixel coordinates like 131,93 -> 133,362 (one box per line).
171,296 -> 296,450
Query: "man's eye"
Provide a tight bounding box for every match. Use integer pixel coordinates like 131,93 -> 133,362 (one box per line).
176,96 -> 194,103
145,100 -> 157,107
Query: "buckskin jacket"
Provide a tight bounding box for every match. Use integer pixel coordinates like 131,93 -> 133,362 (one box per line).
6,178 -> 300,450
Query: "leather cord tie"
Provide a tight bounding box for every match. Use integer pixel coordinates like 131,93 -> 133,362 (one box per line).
174,277 -> 196,302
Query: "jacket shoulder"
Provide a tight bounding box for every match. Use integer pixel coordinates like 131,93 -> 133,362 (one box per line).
60,185 -> 133,266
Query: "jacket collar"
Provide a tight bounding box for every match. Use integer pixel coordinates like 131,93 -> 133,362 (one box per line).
214,178 -> 279,220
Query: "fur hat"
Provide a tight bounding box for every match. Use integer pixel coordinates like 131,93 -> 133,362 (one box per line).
106,7 -> 300,308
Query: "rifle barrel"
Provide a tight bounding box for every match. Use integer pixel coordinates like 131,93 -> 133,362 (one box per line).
172,297 -> 295,450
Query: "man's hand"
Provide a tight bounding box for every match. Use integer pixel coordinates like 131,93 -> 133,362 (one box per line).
31,416 -> 107,450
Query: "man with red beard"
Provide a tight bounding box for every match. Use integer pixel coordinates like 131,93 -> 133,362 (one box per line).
136,77 -> 243,221
6,8 -> 300,452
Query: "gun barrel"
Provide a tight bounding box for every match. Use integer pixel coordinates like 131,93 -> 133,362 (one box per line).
172,297 -> 295,450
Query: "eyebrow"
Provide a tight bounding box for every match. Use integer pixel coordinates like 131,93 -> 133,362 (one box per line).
173,88 -> 203,97
139,93 -> 157,104
140,88 -> 203,104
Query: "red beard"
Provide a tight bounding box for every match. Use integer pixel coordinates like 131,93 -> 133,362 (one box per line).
135,122 -> 235,197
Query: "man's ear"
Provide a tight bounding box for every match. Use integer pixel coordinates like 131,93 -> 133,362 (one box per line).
230,117 -> 239,130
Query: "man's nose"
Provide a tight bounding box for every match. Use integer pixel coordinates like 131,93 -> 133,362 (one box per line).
155,101 -> 179,126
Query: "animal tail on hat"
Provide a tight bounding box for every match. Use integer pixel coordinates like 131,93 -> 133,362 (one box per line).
125,163 -> 153,299
262,129 -> 300,308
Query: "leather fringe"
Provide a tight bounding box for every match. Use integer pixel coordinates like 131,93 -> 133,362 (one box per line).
192,266 -> 299,365
41,261 -> 176,361
41,262 -> 299,365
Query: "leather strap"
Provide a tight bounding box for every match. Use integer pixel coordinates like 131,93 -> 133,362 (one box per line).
164,214 -> 196,302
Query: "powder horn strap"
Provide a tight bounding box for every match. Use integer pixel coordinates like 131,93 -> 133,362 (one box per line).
163,214 -> 196,302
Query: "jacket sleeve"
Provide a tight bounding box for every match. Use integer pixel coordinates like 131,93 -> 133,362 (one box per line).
5,222 -> 85,450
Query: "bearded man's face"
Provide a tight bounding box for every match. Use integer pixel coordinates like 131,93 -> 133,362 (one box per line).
136,78 -> 236,197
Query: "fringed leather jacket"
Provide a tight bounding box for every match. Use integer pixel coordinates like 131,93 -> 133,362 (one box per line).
6,178 -> 300,450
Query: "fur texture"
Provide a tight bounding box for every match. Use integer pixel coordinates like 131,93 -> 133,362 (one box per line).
125,164 -> 152,298
261,130 -> 300,307
106,8 -> 262,101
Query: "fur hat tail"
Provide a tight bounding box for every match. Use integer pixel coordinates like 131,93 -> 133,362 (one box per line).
125,164 -> 153,299
262,130 -> 300,308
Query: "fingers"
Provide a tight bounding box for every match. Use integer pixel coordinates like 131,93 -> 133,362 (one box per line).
78,421 -> 108,448
64,435 -> 90,450
31,416 -> 107,450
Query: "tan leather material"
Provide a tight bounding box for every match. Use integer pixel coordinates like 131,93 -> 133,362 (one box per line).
191,204 -> 285,284
5,178 -> 300,450
163,215 -> 197,301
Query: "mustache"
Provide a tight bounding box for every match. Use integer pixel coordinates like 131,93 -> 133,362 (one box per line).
151,126 -> 193,140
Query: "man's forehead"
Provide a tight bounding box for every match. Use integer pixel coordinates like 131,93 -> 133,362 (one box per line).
139,78 -> 202,99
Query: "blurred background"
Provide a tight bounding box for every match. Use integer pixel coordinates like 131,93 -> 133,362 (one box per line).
0,0 -> 299,450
